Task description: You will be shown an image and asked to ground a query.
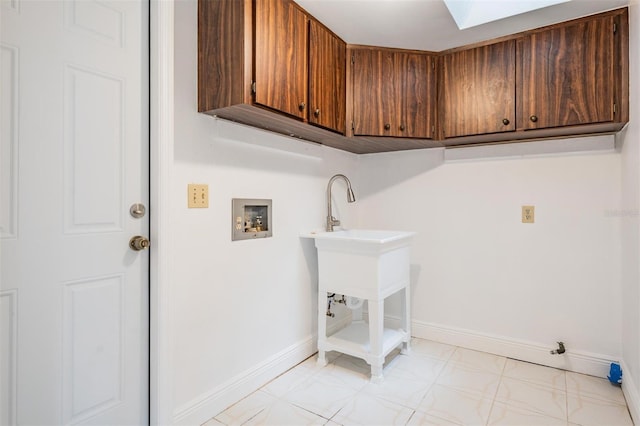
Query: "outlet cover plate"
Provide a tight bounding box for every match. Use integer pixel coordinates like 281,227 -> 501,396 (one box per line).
188,184 -> 209,208
522,205 -> 535,223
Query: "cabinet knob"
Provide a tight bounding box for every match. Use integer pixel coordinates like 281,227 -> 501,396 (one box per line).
314,108 -> 320,117
502,118 -> 510,125
384,123 -> 391,130
299,102 -> 306,111
529,115 -> 538,123
399,124 -> 406,131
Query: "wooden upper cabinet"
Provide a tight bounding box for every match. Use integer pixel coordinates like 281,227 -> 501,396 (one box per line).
352,48 -> 434,138
254,0 -> 308,119
441,40 -> 516,138
519,15 -> 617,130
308,20 -> 346,134
199,1 -> 627,152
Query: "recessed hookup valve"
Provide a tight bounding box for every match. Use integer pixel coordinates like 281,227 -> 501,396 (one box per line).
550,341 -> 566,355
326,293 -> 347,317
326,293 -> 336,317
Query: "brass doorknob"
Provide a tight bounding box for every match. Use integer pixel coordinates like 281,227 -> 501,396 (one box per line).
129,235 -> 150,251
502,118 -> 510,125
399,124 -> 406,131
384,123 -> 391,130
314,108 -> 320,117
530,115 -> 538,122
299,102 -> 306,111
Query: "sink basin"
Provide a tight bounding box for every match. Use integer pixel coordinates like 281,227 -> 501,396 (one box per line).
305,229 -> 414,246
303,229 -> 415,300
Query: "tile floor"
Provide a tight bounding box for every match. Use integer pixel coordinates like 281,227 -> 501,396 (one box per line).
203,338 -> 634,426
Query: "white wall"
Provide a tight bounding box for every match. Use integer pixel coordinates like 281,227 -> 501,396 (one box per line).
357,144 -> 623,374
170,1 -> 359,423
620,0 -> 640,422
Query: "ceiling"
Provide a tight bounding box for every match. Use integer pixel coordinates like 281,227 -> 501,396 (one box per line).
294,0 -> 629,51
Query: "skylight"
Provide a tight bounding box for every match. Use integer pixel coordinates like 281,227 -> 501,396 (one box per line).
443,0 -> 572,30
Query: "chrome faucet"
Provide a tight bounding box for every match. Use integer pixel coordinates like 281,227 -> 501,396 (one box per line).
326,174 -> 356,232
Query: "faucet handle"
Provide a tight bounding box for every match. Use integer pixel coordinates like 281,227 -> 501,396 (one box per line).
326,216 -> 341,232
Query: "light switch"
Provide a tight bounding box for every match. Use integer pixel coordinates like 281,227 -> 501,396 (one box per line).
188,184 -> 209,208
522,205 -> 535,223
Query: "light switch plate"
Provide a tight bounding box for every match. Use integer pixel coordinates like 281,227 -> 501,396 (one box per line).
188,184 -> 209,208
522,205 -> 535,223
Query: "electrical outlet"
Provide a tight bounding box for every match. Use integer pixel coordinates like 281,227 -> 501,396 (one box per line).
522,205 -> 535,223
188,184 -> 209,208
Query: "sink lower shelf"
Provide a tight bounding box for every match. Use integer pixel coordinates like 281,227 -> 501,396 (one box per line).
324,321 -> 408,361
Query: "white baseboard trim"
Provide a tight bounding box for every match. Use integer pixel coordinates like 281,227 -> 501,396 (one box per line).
383,316 -> 618,378
171,314 -> 352,426
621,359 -> 640,425
172,336 -> 316,425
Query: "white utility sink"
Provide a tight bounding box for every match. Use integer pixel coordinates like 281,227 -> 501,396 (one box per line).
302,229 -> 415,383
303,229 -> 415,300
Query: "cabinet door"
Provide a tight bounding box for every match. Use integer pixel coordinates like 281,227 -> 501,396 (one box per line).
309,20 -> 346,134
520,15 -> 615,130
396,52 -> 434,138
441,41 -> 516,138
352,48 -> 397,136
254,0 -> 307,119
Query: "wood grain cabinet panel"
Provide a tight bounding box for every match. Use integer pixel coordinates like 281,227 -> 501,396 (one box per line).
441,40 -> 516,138
198,0 -> 252,111
308,20 -> 346,134
397,51 -> 434,138
520,15 -> 617,130
352,48 -> 434,139
352,48 -> 395,136
255,0 -> 308,119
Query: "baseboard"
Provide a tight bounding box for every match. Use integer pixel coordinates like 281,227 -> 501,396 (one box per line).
383,316 -> 618,378
171,314 -> 352,426
172,336 -> 316,425
621,359 -> 640,425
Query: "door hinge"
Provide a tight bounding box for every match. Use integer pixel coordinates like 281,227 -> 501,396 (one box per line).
432,60 -> 435,70
432,125 -> 435,134
351,55 -> 355,65
613,23 -> 617,34
351,121 -> 355,131
614,102 -> 617,114
251,81 -> 256,94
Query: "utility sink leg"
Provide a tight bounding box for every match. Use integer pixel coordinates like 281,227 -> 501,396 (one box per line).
371,368 -> 384,385
317,350 -> 327,367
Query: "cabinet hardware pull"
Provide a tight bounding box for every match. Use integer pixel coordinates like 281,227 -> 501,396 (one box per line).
314,108 -> 320,117
384,123 -> 391,130
399,124 -> 406,131
299,102 -> 306,111
530,115 -> 538,122
502,118 -> 510,125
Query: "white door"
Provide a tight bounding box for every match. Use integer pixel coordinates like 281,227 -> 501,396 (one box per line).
1,1 -> 149,424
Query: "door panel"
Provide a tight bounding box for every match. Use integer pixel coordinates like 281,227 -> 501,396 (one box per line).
255,0 -> 307,119
397,52 -> 433,138
308,20 -> 346,134
520,16 -> 614,130
442,41 -> 516,138
352,48 -> 395,136
0,1 -> 149,424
